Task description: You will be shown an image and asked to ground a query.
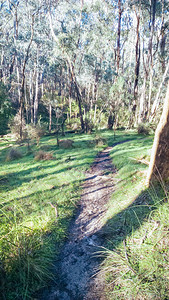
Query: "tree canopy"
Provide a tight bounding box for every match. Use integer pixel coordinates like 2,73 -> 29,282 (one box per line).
0,0 -> 169,135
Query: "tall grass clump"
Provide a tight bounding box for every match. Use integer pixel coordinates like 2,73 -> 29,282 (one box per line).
6,147 -> 23,161
34,150 -> 54,161
137,122 -> 153,135
0,222 -> 55,299
101,196 -> 169,299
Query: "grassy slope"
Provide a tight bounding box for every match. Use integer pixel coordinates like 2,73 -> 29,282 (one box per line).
0,130 -> 168,299
101,135 -> 169,300
0,133 -> 101,299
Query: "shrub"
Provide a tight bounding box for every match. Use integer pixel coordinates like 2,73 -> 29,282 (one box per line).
59,139 -> 74,149
34,150 -> 54,161
84,118 -> 94,133
6,147 -> 23,161
9,112 -> 27,140
66,119 -> 81,131
137,123 -> 151,135
94,134 -> 107,146
26,124 -> 46,146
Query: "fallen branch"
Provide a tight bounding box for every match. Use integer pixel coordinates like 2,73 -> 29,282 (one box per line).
129,157 -> 149,165
48,202 -> 58,218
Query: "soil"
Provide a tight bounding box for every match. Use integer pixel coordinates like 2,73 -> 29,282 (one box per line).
40,146 -> 116,300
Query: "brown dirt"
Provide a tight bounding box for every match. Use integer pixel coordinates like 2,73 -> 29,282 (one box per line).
40,147 -> 116,300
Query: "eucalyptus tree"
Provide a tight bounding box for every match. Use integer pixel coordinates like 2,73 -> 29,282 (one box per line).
0,0 -> 169,135
147,81 -> 169,185
0,0 -> 53,136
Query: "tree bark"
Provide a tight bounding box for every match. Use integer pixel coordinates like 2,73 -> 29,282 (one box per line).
146,82 -> 169,185
19,15 -> 34,139
34,48 -> 39,125
116,0 -> 122,75
149,60 -> 169,122
160,0 -> 166,73
49,103 -> 52,133
30,70 -> 34,124
138,77 -> 146,123
133,5 -> 141,124
34,69 -> 39,125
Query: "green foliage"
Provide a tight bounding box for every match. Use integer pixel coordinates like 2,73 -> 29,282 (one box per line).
0,83 -> 11,135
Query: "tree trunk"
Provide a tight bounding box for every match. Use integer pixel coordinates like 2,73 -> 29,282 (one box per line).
29,70 -> 33,123
74,81 -> 85,131
94,103 -> 97,124
134,9 -> 140,99
149,61 -> 169,122
25,79 -> 29,123
160,0 -> 166,73
146,82 -> 169,185
34,69 -> 39,125
116,0 -> 122,74
108,113 -> 115,130
49,104 -> 52,133
34,48 -> 39,125
138,77 -> 146,123
19,15 -> 34,139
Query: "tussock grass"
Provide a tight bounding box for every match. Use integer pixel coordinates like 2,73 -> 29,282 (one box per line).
59,139 -> 74,148
6,147 -> 23,161
98,135 -> 169,300
34,150 -> 54,161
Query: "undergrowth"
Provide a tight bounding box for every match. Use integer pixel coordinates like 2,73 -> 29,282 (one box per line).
99,136 -> 169,299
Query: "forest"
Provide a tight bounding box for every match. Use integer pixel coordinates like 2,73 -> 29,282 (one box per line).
0,0 -> 169,299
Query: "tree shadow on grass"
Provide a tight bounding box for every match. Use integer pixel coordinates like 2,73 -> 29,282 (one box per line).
98,187 -> 159,247
35,186 -> 164,300
0,152 -> 96,192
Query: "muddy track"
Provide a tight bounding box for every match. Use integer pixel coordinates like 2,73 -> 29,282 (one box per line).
40,146 -> 119,300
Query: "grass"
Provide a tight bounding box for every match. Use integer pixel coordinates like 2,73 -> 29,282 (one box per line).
0,129 -> 136,299
0,132 -> 102,299
1,129 -> 168,299
98,135 -> 169,300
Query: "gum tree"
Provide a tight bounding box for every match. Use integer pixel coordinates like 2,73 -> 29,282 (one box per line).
146,82 -> 169,185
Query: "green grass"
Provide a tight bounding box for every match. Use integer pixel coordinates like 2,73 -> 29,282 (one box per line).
98,135 -> 169,300
0,132 -> 103,299
1,130 -> 168,300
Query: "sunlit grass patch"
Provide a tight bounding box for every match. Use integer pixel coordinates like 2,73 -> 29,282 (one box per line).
99,136 -> 169,299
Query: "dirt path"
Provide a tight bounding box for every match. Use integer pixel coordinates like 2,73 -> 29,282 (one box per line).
41,147 -> 116,300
